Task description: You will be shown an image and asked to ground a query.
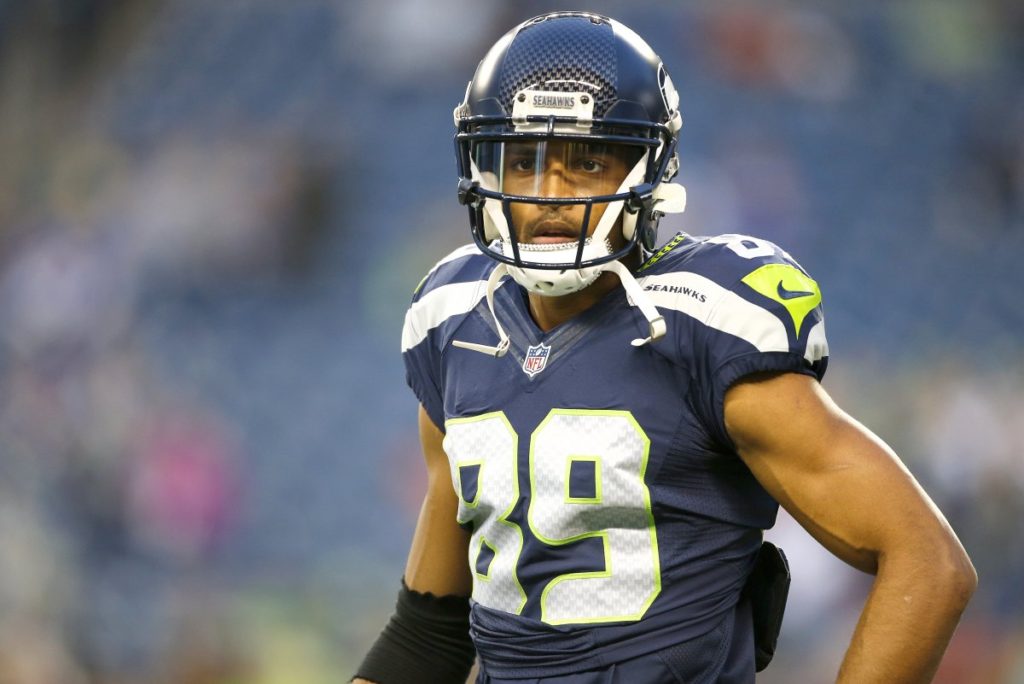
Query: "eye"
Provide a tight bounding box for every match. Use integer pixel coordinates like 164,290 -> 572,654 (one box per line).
509,157 -> 535,172
575,158 -> 606,173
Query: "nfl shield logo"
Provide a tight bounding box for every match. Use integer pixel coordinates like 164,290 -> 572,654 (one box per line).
522,343 -> 551,378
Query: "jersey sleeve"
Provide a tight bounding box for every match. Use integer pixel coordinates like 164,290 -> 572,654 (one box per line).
689,235 -> 830,450
402,292 -> 445,430
400,244 -> 491,430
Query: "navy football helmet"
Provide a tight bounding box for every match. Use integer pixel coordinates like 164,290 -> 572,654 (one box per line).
454,12 -> 686,300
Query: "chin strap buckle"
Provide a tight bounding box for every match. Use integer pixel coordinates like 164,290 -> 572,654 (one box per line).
457,178 -> 481,207
630,315 -> 666,347
626,183 -> 655,214
604,260 -> 667,347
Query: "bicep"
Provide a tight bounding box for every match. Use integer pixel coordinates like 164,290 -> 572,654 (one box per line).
404,405 -> 472,596
725,372 -> 954,574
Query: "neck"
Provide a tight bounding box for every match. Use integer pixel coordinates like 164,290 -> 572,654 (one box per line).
527,271 -> 619,332
526,251 -> 640,332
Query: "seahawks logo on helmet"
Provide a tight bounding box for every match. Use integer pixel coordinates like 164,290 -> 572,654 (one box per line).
659,63 -> 681,122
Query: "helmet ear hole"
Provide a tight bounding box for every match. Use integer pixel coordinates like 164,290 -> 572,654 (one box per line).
640,220 -> 658,252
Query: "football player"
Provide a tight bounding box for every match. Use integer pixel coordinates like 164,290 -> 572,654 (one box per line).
354,12 -> 975,684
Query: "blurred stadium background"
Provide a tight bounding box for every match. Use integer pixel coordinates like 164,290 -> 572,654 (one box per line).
0,0 -> 1021,682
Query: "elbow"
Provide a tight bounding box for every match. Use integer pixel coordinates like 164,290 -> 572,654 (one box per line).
952,554 -> 978,608
933,537 -> 978,611
886,529 -> 977,611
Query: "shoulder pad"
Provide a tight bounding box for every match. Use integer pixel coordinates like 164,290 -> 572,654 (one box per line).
697,234 -> 821,339
412,244 -> 493,302
639,232 -> 826,358
402,245 -> 495,353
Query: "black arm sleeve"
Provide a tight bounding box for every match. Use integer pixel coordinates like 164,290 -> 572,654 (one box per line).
353,580 -> 476,684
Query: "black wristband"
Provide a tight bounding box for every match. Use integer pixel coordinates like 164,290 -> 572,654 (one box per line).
353,580 -> 475,684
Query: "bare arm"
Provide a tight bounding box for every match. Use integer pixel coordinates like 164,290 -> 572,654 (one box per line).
404,406 -> 473,596
725,372 -> 976,683
353,406 -> 472,684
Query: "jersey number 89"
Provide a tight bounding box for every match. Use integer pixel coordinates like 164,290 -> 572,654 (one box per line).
444,410 -> 661,625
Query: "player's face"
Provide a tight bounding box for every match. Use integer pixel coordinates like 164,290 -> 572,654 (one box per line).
499,141 -> 642,246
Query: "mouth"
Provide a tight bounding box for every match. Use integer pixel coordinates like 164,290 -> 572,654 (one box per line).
526,220 -> 583,244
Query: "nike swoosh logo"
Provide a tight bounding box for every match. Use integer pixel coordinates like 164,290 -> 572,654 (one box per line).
777,280 -> 816,300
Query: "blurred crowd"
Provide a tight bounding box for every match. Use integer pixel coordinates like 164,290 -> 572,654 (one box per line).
0,1 -> 1021,682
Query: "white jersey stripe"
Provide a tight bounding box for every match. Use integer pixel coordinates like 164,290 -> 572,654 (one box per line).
637,272 -> 719,320
638,272 -> 790,353
707,290 -> 790,353
803,319 -> 829,363
402,279 -> 488,352
434,243 -> 482,270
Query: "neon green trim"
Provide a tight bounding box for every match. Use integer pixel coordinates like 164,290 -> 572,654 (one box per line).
528,409 -> 661,625
564,455 -> 602,504
638,232 -> 688,272
412,272 -> 430,295
741,263 -> 821,337
475,538 -> 498,580
455,459 -> 484,508
539,542 -> 614,625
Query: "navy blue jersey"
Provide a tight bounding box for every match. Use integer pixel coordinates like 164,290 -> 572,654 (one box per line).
400,233 -> 828,679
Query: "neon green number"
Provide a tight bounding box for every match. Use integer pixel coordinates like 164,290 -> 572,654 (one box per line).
444,410 -> 661,625
444,412 -> 526,614
528,410 -> 660,624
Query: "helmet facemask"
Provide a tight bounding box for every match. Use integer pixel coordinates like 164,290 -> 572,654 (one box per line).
457,103 -> 683,297
468,136 -> 650,296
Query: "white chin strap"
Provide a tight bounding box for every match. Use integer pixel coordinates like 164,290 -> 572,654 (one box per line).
501,239 -> 609,297
451,264 -> 512,357
452,259 -> 667,357
604,260 -> 667,346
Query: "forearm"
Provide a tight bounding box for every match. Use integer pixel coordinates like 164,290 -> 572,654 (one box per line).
838,551 -> 976,683
351,408 -> 476,684
724,375 -> 977,681
352,581 -> 475,684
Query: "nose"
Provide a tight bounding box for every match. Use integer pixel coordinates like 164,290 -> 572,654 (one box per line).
539,160 -> 571,199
